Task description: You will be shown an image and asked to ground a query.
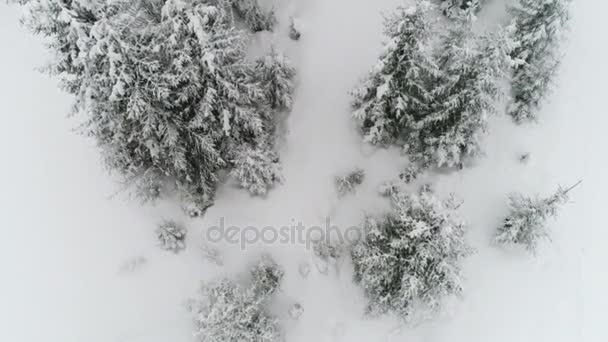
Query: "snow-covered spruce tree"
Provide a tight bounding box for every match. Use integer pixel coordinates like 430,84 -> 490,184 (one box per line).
189,255 -> 284,342
229,50 -> 294,195
256,49 -> 296,111
508,0 -> 571,123
190,279 -> 282,342
440,0 -> 485,19
156,220 -> 187,252
351,187 -> 471,321
354,4 -> 513,174
21,0 -> 294,214
335,168 -> 365,197
249,253 -> 284,296
352,4 -> 438,147
495,181 -> 580,254
230,0 -> 276,32
411,26 -> 513,170
230,147 -> 283,195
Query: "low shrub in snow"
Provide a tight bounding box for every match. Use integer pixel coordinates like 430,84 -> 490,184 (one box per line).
335,168 -> 365,198
156,220 -> 186,253
189,254 -> 284,342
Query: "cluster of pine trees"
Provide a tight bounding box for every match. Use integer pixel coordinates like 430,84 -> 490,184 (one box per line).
353,0 -> 571,176
20,0 -> 295,215
15,0 -> 577,336
349,0 -> 575,322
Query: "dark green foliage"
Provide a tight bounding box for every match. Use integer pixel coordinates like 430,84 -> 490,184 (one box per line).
189,255 -> 284,341
351,187 -> 471,321
335,168 -> 365,197
231,0 -> 276,32
496,182 -> 580,254
353,4 -> 512,173
21,0 -> 294,213
508,0 -> 571,122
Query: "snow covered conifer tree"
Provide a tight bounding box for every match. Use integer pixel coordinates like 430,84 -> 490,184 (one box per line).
156,220 -> 187,253
230,0 -> 276,32
495,181 -> 580,254
230,147 -> 283,196
189,279 -> 283,342
335,168 -> 365,197
410,26 -> 513,169
21,0 -> 294,214
351,187 -> 471,321
255,49 -> 296,111
508,0 -> 571,122
352,3 -> 438,146
354,4 -> 513,174
189,255 -> 284,341
440,0 -> 485,19
249,253 -> 284,296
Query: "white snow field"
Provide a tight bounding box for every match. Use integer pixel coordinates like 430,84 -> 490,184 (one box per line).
1,0 -> 607,341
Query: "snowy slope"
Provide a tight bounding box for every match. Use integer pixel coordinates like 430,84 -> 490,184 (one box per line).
1,0 -> 607,342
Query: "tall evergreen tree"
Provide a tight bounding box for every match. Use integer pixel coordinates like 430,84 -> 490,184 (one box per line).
353,3 -> 513,174
508,0 -> 571,122
495,181 -> 580,254
20,0 -> 294,213
413,26 -> 513,169
351,187 -> 471,321
352,4 -> 438,147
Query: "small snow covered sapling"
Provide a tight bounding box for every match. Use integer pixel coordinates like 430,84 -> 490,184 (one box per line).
288,303 -> 304,320
441,0 -> 485,19
156,220 -> 187,253
289,16 -> 302,41
189,255 -> 284,342
313,240 -> 343,261
298,262 -> 311,278
201,243 -> 223,266
335,168 -> 366,198
519,152 -> 531,164
495,181 -> 581,254
399,164 -> 422,184
250,254 -> 284,296
378,181 -> 399,197
312,239 -> 344,275
351,187 -> 471,321
230,148 -> 284,196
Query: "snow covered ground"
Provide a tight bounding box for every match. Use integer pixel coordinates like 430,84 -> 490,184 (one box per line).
1,0 -> 607,341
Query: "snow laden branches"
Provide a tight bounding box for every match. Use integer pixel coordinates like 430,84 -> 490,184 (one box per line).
353,4 -> 513,175
351,186 -> 471,321
156,220 -> 187,253
230,0 -> 276,32
440,0 -> 486,19
508,0 -> 572,122
21,0 -> 295,214
495,181 -> 580,254
189,254 -> 284,342
335,168 -> 365,198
